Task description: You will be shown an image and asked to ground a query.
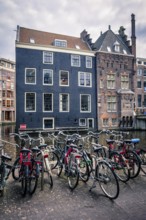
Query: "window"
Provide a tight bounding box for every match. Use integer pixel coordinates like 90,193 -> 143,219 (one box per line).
121,75 -> 129,89
30,38 -> 35,43
144,70 -> 146,76
144,81 -> 146,91
80,94 -> 91,112
43,51 -> 53,64
107,74 -> 115,89
25,93 -> 36,112
25,68 -> 36,84
86,56 -> 92,68
144,62 -> 146,65
79,72 -> 92,87
71,55 -> 80,67
107,96 -> 116,111
59,71 -> 69,86
114,41 -> 120,52
100,79 -> 103,88
137,80 -> 141,88
79,118 -> 86,126
137,69 -> 142,76
138,94 -> 142,107
54,39 -> 67,47
112,118 -> 117,126
7,100 -> 11,107
43,93 -> 53,112
43,69 -> 53,85
107,47 -> 111,52
103,119 -> 109,126
138,61 -> 142,64
59,94 -> 69,112
43,118 -> 54,129
144,95 -> 146,107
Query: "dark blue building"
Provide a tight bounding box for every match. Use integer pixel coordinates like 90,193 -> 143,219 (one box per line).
16,27 -> 97,130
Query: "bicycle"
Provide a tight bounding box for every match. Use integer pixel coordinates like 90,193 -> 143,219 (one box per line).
0,144 -> 12,196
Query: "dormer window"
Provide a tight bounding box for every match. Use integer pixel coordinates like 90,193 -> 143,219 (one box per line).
30,38 -> 35,43
54,39 -> 67,48
114,41 -> 120,52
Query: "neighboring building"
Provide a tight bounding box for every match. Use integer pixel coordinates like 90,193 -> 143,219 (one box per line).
15,14 -> 136,131
16,27 -> 97,130
135,57 -> 146,114
0,58 -> 16,124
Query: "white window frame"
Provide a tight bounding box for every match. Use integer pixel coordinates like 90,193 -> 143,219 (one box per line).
107,96 -> 117,112
78,72 -> 92,87
43,93 -> 53,112
59,93 -> 70,112
43,69 -> 53,85
43,117 -> 54,129
121,75 -> 129,89
80,94 -> 91,112
59,70 -> 69,86
87,118 -> 94,128
43,51 -> 53,64
25,68 -> 36,85
86,56 -> 92,68
54,39 -> 67,48
107,74 -> 116,89
71,55 -> 80,67
25,92 -> 36,112
79,118 -> 86,127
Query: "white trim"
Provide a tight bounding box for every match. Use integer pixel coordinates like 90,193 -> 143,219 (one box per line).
25,68 -> 36,85
16,43 -> 95,56
43,51 -> 53,64
43,93 -> 53,112
43,117 -> 54,129
25,92 -> 36,112
71,54 -> 80,67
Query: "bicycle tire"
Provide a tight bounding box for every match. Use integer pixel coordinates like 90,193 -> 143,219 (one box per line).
44,158 -> 53,188
110,152 -> 130,182
67,156 -> 79,190
124,150 -> 141,179
21,166 -> 28,196
29,164 -> 39,195
138,149 -> 146,174
12,157 -> 21,180
77,157 -> 89,182
48,151 -> 59,170
96,160 -> 119,199
57,158 -> 63,177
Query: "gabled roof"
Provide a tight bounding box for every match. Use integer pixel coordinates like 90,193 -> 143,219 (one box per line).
93,29 -> 131,55
18,27 -> 91,51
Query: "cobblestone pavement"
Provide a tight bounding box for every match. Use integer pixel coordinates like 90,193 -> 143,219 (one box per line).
0,170 -> 146,220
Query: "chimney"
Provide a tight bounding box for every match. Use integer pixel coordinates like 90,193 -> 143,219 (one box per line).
131,13 -> 136,57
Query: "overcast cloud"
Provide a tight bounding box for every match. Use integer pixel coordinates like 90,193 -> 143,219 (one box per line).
0,0 -> 146,61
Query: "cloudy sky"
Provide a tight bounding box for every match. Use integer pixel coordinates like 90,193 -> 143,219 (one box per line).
0,0 -> 146,61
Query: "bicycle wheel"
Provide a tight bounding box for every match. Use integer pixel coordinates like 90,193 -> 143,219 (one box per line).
96,160 -> 119,199
110,152 -> 130,182
21,166 -> 28,196
138,149 -> 146,174
124,150 -> 141,179
77,157 -> 89,182
44,159 -> 53,188
67,156 -> 79,190
57,158 -> 64,177
29,164 -> 38,195
48,151 -> 59,170
12,157 -> 21,180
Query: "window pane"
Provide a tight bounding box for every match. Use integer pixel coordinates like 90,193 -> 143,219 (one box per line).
43,69 -> 53,85
71,55 -> 80,67
81,95 -> 91,112
43,51 -> 53,64
43,118 -> 54,129
26,69 -> 36,84
60,71 -> 69,86
26,93 -> 35,111
60,94 -> 69,112
44,94 -> 52,111
86,56 -> 92,68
